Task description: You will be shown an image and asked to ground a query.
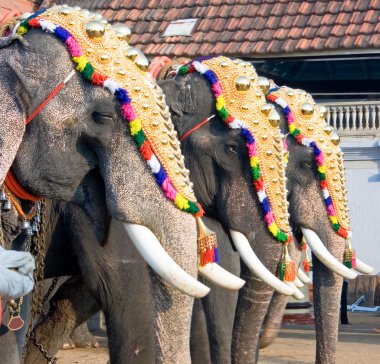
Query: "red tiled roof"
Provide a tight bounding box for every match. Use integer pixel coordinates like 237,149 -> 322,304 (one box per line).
0,0 -> 40,23
41,1 -> 380,58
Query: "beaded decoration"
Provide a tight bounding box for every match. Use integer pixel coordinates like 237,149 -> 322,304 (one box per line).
266,84 -> 355,268
179,57 -> 296,281
14,6 -> 219,266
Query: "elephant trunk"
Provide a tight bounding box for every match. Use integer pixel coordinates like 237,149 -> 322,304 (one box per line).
310,227 -> 346,364
231,265 -> 275,363
313,254 -> 343,364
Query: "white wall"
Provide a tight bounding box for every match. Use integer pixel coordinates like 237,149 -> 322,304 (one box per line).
343,139 -> 380,274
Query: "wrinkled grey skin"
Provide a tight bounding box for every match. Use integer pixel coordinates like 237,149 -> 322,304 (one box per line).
0,31 -> 198,363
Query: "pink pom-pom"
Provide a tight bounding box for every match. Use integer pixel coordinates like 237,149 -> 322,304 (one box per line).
212,82 -> 223,98
288,114 -> 295,123
66,36 -> 83,57
162,178 -> 177,201
315,153 -> 324,165
264,211 -> 275,225
121,103 -> 137,121
247,143 -> 257,157
327,204 -> 336,215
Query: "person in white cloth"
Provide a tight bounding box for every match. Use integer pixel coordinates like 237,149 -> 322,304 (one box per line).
0,246 -> 35,323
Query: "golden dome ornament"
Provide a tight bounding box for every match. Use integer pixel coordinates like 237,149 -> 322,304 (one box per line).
134,53 -> 149,72
268,109 -> 281,127
258,76 -> 270,93
126,47 -> 142,61
324,125 -> 334,135
318,104 -> 328,119
113,23 -> 132,42
85,20 -> 105,38
330,131 -> 340,145
235,75 -> 250,91
261,103 -> 274,115
300,102 -> 314,115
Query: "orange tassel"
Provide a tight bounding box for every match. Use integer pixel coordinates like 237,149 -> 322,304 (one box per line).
277,243 -> 296,282
196,217 -> 218,266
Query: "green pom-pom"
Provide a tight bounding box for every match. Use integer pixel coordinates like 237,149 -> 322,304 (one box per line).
278,261 -> 286,281
133,130 -> 146,147
82,63 -> 94,81
218,106 -> 229,121
178,65 -> 189,75
293,129 -> 301,137
319,173 -> 326,181
276,231 -> 288,243
186,201 -> 200,214
252,166 -> 260,180
332,223 -> 340,231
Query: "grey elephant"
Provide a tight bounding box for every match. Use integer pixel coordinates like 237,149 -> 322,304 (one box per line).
0,6 -> 226,363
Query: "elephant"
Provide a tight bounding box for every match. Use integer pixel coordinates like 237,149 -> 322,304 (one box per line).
0,7 -> 227,363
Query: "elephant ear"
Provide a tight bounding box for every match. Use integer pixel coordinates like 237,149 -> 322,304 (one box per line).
158,79 -> 196,119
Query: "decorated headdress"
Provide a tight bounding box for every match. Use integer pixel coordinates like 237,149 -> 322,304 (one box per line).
12,5 -> 219,266
179,57 -> 296,281
265,83 -> 355,268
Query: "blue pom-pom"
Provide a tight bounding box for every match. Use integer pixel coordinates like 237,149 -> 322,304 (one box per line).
154,167 -> 167,185
114,88 -> 131,104
241,129 -> 255,144
55,26 -> 71,42
261,197 -> 271,215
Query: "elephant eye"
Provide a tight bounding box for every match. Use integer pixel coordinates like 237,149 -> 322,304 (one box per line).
92,111 -> 114,125
304,161 -> 312,168
226,144 -> 238,155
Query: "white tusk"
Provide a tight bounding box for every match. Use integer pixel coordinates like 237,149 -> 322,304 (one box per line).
293,276 -> 304,288
285,281 -> 305,300
124,223 -> 210,298
198,263 -> 245,290
297,268 -> 312,284
355,258 -> 374,275
230,230 -> 295,296
301,228 -> 357,280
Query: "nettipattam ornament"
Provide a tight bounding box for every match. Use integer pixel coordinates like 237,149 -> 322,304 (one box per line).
179,57 -> 296,281
14,6 -> 219,266
266,83 -> 355,268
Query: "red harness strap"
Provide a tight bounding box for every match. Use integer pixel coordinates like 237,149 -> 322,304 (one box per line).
180,115 -> 215,142
4,70 -> 76,202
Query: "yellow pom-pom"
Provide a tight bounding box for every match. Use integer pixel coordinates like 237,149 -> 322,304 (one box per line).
249,156 -> 259,168
216,96 -> 225,111
129,118 -> 142,136
175,194 -> 190,210
17,26 -> 28,35
73,56 -> 88,72
330,216 -> 338,225
317,165 -> 326,174
289,124 -> 295,133
268,222 -> 279,236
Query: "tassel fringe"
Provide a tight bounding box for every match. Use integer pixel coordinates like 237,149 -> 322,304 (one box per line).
344,240 -> 356,269
302,244 -> 313,272
196,217 -> 219,266
277,244 -> 296,282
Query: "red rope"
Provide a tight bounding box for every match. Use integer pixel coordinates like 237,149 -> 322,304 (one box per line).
25,82 -> 64,125
180,115 -> 215,142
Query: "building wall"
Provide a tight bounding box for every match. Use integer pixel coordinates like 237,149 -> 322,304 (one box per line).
343,139 -> 380,274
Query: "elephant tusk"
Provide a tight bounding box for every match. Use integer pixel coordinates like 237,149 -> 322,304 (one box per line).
285,281 -> 305,300
230,230 -> 295,296
297,268 -> 312,284
124,223 -> 210,298
198,263 -> 245,290
301,227 -> 357,280
355,258 -> 373,275
293,276 -> 304,288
